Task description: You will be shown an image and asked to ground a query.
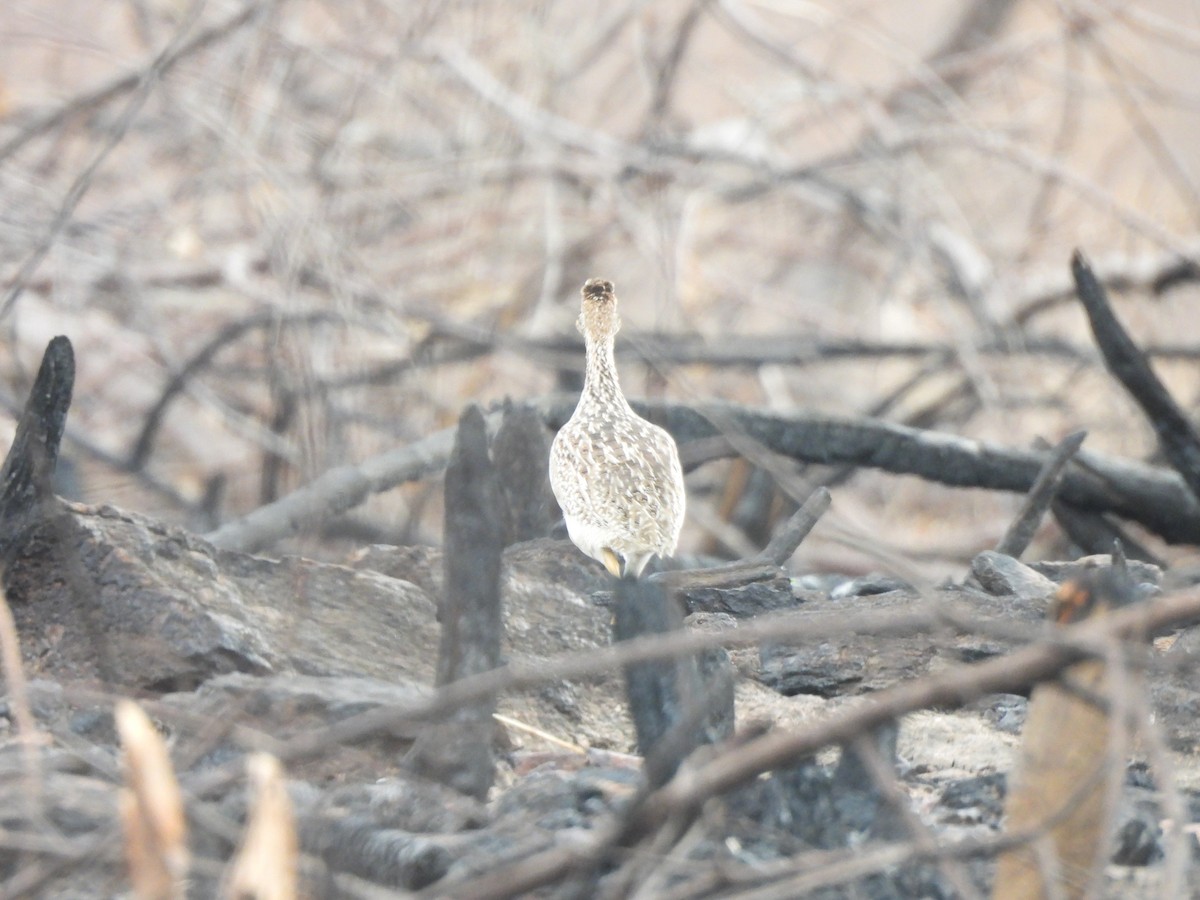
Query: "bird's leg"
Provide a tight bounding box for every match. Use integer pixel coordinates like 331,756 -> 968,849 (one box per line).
601,547 -> 623,578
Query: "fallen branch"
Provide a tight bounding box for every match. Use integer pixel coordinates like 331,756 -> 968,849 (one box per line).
207,398 -> 1200,552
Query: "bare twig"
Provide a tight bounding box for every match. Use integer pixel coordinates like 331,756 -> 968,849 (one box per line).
616,590 -> 1196,859
753,486 -> 831,567
422,588 -> 1200,900
0,4 -> 261,165
204,425 -> 458,552
129,311 -> 343,471
994,573 -> 1137,899
117,700 -> 188,900
1,2 -> 228,319
995,430 -> 1087,559
0,585 -> 44,822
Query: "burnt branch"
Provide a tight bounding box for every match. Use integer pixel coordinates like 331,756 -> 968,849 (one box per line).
1072,249 -> 1200,502
490,400 -> 554,543
755,486 -> 831,567
633,588 -> 1197,837
995,430 -> 1087,559
613,578 -> 730,784
205,427 -> 458,552
1051,500 -> 1163,566
632,400 -> 1200,545
429,587 -> 1200,899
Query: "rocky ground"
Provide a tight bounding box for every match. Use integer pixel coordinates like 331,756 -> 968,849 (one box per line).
3,490 -> 1199,898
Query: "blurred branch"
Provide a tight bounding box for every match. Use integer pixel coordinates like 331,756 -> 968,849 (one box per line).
129,311 -> 343,471
205,425 -> 458,552
644,0 -> 709,125
1016,240 -> 1200,322
0,4 -> 261,166
634,587 -> 1196,839
430,44 -> 648,166
0,2 -> 261,319
895,124 -> 1197,257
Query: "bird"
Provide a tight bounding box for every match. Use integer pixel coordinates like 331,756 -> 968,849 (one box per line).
549,278 -> 686,579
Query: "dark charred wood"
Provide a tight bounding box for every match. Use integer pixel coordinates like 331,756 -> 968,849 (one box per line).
0,336 -> 73,553
1072,249 -> 1200,503
612,578 -> 732,786
539,396 -> 1200,546
755,486 -> 831,567
491,399 -> 553,544
1052,500 -> 1164,566
406,404 -> 506,801
679,575 -> 797,617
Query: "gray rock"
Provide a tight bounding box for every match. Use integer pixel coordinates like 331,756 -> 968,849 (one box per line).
5,503 -> 439,690
971,550 -> 1057,601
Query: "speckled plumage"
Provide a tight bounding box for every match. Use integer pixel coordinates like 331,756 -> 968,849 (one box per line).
550,279 -> 686,578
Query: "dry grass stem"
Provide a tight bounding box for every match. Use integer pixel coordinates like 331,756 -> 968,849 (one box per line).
222,753 -> 298,900
116,699 -> 188,900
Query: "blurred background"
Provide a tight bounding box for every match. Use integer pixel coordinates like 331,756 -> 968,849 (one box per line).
4,0 -> 1200,579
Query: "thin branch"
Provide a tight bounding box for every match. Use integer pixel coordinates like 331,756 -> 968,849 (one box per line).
753,486 -> 831,567
0,2 -> 255,319
635,588 -> 1200,837
204,425 -> 458,552
424,588 -> 1200,899
129,311 -> 342,471
995,430 -> 1087,559
0,4 -> 261,166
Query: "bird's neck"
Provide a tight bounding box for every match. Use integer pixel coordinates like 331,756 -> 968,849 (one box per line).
581,337 -> 632,412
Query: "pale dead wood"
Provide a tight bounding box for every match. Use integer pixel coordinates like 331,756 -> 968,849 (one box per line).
116,699 -> 188,900
222,753 -> 298,900
0,584 -> 44,822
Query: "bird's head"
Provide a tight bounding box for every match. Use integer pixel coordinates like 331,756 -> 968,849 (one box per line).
578,278 -> 621,342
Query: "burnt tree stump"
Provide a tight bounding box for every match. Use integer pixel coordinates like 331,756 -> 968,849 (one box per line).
405,405 -> 506,800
